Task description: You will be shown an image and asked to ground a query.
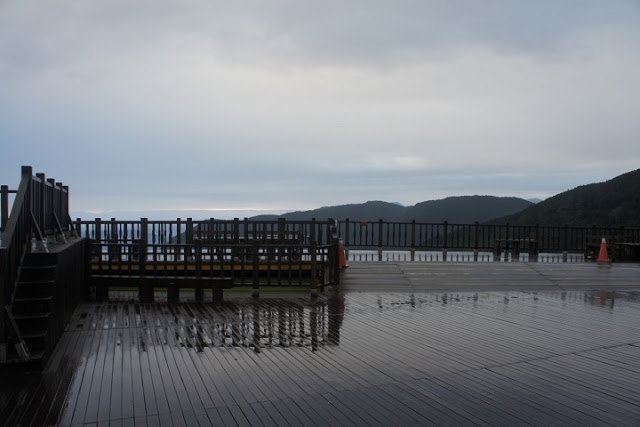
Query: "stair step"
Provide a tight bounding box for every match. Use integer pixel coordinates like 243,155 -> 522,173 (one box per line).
3,351 -> 45,365
29,350 -> 45,361
13,312 -> 51,320
23,331 -> 47,339
21,265 -> 57,271
14,296 -> 53,303
17,280 -> 55,286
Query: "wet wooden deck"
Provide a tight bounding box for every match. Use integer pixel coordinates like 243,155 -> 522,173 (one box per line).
3,265 -> 640,425
341,261 -> 640,291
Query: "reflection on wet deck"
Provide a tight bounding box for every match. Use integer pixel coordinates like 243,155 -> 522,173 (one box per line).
3,289 -> 640,425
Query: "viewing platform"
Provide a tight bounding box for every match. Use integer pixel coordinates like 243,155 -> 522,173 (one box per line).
2,166 -> 640,425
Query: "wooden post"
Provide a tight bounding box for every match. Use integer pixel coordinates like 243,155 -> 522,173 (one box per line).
175,218 -> 182,244
504,223 -> 510,262
344,218 -> 350,261
94,217 -> 102,242
185,218 -> 193,244
233,218 -> 240,242
531,224 -> 539,262
35,173 -> 45,231
310,218 -> 316,242
167,281 -> 179,303
244,217 -> 250,242
56,182 -> 63,221
62,185 -> 69,228
110,217 -> 118,260
195,240 -> 203,303
310,240 -> 317,292
378,219 -> 383,261
410,220 -> 416,261
277,218 -> 285,242
277,217 -> 285,260
46,178 -> 56,235
252,241 -> 259,297
562,224 -> 568,262
209,217 -> 215,241
473,221 -> 479,262
0,185 -> 8,233
0,247 -> 5,362
442,221 -> 448,262
139,218 -> 151,302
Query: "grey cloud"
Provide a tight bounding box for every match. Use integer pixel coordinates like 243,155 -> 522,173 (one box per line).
2,0 -> 639,74
1,1 -> 639,214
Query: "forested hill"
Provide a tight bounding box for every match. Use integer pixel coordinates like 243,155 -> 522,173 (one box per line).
489,169 -> 640,226
251,196 -> 532,223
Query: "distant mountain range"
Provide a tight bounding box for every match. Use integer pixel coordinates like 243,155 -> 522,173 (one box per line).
251,169 -> 640,226
251,196 -> 533,223
491,169 -> 640,226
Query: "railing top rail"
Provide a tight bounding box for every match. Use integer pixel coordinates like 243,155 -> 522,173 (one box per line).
77,218 -> 334,224
75,217 -> 640,230
91,241 -> 326,248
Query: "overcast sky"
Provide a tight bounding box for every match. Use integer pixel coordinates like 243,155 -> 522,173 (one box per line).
1,1 -> 639,216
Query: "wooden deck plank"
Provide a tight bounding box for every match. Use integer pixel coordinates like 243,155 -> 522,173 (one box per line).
74,328 -> 107,424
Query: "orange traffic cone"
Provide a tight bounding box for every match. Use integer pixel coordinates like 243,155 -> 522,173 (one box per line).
339,244 -> 349,269
597,237 -> 610,264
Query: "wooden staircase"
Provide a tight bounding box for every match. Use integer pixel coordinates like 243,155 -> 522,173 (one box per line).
5,253 -> 57,365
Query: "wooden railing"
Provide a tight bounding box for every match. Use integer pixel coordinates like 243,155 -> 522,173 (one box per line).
337,219 -> 640,260
77,217 -> 640,263
90,240 -> 340,288
1,166 -> 74,360
80,218 -> 342,290
76,217 -> 336,246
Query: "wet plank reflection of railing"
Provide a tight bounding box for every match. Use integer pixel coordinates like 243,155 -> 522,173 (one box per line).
79,292 -> 346,353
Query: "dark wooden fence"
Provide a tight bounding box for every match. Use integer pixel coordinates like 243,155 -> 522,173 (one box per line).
76,217 -> 335,246
337,219 -> 640,260
77,217 -> 640,263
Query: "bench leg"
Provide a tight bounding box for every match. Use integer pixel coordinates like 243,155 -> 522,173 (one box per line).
167,283 -> 179,303
139,283 -> 154,303
95,281 -> 107,302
